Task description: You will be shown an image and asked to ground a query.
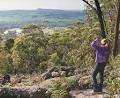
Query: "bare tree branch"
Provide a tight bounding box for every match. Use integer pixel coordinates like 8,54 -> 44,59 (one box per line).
82,0 -> 106,38
82,0 -> 97,12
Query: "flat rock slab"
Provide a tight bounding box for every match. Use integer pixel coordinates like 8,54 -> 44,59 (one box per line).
0,86 -> 47,98
70,89 -> 120,98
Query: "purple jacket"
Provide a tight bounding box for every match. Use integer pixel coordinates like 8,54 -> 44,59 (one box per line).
91,39 -> 110,63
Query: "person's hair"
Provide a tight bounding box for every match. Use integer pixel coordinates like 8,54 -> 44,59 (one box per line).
101,39 -> 108,45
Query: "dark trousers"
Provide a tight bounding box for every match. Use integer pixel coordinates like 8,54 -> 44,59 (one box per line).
92,62 -> 106,92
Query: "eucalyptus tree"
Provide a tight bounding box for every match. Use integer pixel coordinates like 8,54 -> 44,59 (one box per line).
82,0 -> 120,57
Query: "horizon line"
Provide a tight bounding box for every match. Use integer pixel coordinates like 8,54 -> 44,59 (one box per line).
0,8 -> 85,11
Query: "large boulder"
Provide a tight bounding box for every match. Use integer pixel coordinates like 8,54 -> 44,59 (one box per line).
60,66 -> 75,76
60,71 -> 67,77
67,71 -> 74,77
51,72 -> 60,78
41,67 -> 56,80
0,75 -> 11,85
41,72 -> 51,80
60,66 -> 75,72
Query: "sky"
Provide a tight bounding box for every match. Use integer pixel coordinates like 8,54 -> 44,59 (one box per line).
0,0 -> 85,10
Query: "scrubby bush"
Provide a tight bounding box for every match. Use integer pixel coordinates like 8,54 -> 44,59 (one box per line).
0,53 -> 13,75
46,77 -> 78,98
78,76 -> 92,90
105,54 -> 120,95
50,89 -> 69,98
64,77 -> 78,91
106,78 -> 120,96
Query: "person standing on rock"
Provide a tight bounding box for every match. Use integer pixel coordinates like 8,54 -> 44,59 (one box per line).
91,38 -> 110,93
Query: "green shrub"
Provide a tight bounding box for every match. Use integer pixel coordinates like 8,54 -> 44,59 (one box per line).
0,52 -> 13,75
106,78 -> 120,96
78,76 -> 92,89
49,80 -> 69,98
47,77 -> 77,98
110,55 -> 120,69
65,77 -> 78,91
48,53 -> 60,66
50,89 -> 69,98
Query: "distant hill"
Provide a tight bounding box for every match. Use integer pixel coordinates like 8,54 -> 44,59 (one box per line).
0,9 -> 85,30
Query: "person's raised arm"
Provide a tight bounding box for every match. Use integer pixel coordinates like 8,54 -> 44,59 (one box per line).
91,38 -> 100,50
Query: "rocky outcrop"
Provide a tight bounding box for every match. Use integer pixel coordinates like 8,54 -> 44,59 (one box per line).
41,66 -> 76,80
60,71 -> 66,76
69,89 -> 120,98
70,89 -> 109,98
0,75 -> 11,85
0,86 -> 47,98
41,67 -> 56,80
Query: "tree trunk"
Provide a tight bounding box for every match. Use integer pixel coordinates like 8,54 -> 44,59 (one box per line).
113,2 -> 120,57
82,0 -> 106,38
94,0 -> 106,38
